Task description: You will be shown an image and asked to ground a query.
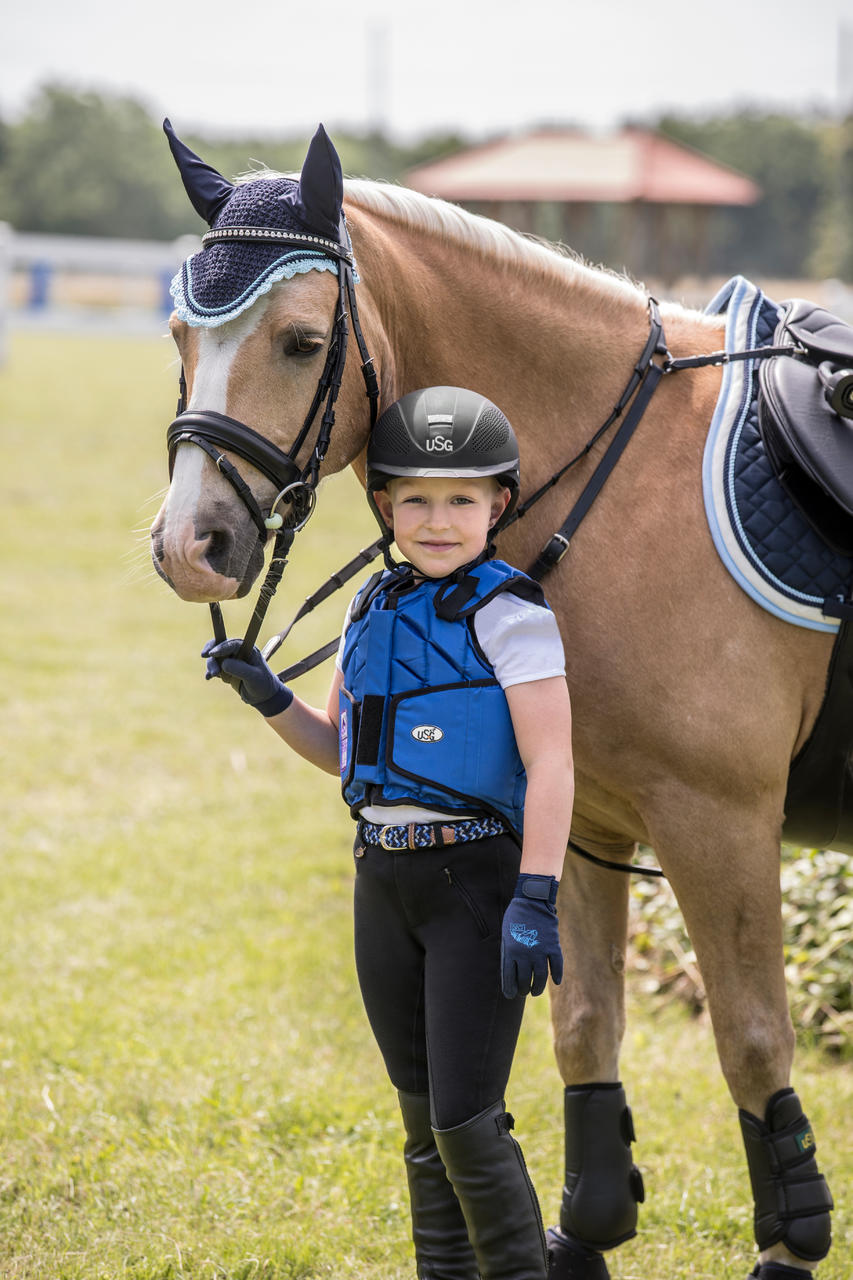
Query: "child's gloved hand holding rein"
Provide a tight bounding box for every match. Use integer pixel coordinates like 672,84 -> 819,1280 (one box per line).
500,873 -> 562,999
202,638 -> 293,717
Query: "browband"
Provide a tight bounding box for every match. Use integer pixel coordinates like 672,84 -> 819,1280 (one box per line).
201,226 -> 354,263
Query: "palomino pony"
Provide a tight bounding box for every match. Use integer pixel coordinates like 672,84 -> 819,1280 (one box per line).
151,123 -> 841,1278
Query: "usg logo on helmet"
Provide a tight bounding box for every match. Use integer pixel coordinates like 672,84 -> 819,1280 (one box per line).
426,413 -> 454,453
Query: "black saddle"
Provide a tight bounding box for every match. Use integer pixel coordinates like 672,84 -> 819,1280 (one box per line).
758,299 -> 853,555
753,297 -> 853,851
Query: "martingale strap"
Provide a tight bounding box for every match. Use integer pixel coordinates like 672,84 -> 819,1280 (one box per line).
522,298 -> 669,581
516,301 -> 800,585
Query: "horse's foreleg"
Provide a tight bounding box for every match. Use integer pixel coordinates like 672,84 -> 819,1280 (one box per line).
546,836 -> 643,1280
651,797 -> 833,1277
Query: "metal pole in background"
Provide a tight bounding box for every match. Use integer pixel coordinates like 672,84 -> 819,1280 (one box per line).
365,17 -> 390,178
0,223 -> 11,368
838,20 -> 853,295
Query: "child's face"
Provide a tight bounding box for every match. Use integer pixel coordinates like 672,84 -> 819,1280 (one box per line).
373,476 -> 511,577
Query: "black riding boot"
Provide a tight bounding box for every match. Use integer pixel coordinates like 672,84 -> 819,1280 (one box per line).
398,1090 -> 479,1280
433,1099 -> 549,1280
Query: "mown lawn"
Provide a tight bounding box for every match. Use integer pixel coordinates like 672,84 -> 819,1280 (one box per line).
0,332 -> 849,1278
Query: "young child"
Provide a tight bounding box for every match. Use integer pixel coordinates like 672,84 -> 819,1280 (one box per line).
203,386 -> 574,1280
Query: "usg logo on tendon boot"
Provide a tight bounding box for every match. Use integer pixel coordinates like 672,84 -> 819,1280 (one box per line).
797,1126 -> 816,1153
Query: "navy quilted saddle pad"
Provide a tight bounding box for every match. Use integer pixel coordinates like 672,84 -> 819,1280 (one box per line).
702,275 -> 853,633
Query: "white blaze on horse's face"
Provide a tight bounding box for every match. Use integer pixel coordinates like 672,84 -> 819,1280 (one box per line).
191,301 -> 272,414
151,273 -> 341,602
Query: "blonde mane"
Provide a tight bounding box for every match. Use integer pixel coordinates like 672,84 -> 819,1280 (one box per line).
342,177 -> 644,306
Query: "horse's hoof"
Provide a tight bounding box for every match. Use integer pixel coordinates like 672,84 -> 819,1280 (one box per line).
546,1227 -> 610,1279
747,1263 -> 815,1279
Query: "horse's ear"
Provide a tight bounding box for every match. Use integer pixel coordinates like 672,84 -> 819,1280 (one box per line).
296,124 -> 344,241
163,118 -> 234,227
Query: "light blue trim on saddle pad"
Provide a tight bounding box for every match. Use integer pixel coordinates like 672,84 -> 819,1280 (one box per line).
702,275 -> 852,633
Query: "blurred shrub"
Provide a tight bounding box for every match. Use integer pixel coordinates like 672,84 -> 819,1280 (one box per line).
628,846 -> 853,1054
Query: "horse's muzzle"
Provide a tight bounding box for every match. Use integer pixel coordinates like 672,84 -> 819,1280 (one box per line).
150,508 -> 264,602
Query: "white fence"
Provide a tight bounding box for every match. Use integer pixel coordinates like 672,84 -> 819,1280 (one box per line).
0,228 -> 202,356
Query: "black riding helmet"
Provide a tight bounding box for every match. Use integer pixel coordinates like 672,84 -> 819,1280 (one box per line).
366,386 -> 521,539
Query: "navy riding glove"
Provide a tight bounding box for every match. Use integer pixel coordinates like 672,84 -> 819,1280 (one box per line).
202,638 -> 294,716
500,874 -> 563,999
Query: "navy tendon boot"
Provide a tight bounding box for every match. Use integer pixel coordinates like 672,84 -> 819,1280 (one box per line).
547,1083 -> 644,1280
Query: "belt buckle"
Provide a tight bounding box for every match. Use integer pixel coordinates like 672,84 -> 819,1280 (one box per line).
546,532 -> 570,564
378,825 -> 398,850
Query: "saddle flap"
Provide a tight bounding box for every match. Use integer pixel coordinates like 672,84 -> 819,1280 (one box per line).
778,297 -> 853,365
759,353 -> 853,553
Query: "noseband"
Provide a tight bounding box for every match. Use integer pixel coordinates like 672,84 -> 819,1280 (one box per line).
166,228 -> 379,661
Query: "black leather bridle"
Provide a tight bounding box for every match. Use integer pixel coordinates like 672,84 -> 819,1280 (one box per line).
165,226 -> 379,663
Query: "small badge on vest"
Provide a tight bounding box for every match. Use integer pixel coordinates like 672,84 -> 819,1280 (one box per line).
411,724 -> 444,743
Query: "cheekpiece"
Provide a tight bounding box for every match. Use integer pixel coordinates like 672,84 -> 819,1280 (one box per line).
165,119 -> 353,328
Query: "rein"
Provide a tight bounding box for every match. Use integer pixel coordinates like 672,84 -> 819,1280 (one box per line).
510,297 -> 669,579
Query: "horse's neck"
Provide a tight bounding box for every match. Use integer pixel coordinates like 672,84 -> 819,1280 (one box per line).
355,206 -> 654,492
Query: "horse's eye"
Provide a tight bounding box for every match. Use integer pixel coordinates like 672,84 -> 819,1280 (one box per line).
283,326 -> 324,359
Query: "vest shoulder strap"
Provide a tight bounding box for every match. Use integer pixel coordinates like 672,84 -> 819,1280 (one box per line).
350,569 -> 393,623
433,567 -> 547,621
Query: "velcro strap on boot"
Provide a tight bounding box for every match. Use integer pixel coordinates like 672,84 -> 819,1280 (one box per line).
739,1087 -> 833,1261
560,1082 -> 644,1252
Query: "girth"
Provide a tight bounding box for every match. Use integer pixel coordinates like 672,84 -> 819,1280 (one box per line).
783,618 -> 853,854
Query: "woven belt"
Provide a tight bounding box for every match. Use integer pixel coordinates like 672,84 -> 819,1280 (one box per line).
358,815 -> 506,851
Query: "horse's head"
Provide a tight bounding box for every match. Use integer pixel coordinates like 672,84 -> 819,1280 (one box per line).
151,121 -> 378,603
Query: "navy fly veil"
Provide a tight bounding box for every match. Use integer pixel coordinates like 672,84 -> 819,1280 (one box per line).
164,119 -> 354,326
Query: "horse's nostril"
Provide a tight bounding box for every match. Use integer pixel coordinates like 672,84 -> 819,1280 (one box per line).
203,530 -> 231,575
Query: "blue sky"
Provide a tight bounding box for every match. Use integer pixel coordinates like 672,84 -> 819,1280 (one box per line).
3,0 -> 852,140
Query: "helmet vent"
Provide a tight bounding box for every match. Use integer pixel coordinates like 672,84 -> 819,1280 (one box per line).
472,407 -> 511,452
376,402 -> 411,454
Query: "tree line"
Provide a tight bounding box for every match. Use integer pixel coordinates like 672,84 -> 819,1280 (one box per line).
1,83 -> 851,281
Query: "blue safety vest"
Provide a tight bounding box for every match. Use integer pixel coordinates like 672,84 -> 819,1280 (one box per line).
338,559 -> 548,837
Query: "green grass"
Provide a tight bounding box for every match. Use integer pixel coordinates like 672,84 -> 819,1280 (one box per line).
0,332 -> 850,1278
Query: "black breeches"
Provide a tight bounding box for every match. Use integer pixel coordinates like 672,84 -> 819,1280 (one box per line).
352,832 -> 526,1130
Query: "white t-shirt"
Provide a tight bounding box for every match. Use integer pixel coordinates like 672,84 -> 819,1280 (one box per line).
336,583 -> 566,823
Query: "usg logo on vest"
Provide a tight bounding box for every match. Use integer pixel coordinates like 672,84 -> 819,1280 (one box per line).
425,413 -> 454,453
412,724 -> 444,743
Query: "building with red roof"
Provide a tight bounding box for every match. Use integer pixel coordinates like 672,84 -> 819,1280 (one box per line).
405,127 -> 760,280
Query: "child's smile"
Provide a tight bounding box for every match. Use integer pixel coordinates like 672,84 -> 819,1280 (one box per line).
373,476 -> 511,577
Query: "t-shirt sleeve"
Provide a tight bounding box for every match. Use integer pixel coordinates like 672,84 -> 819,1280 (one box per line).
473,592 -> 566,688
